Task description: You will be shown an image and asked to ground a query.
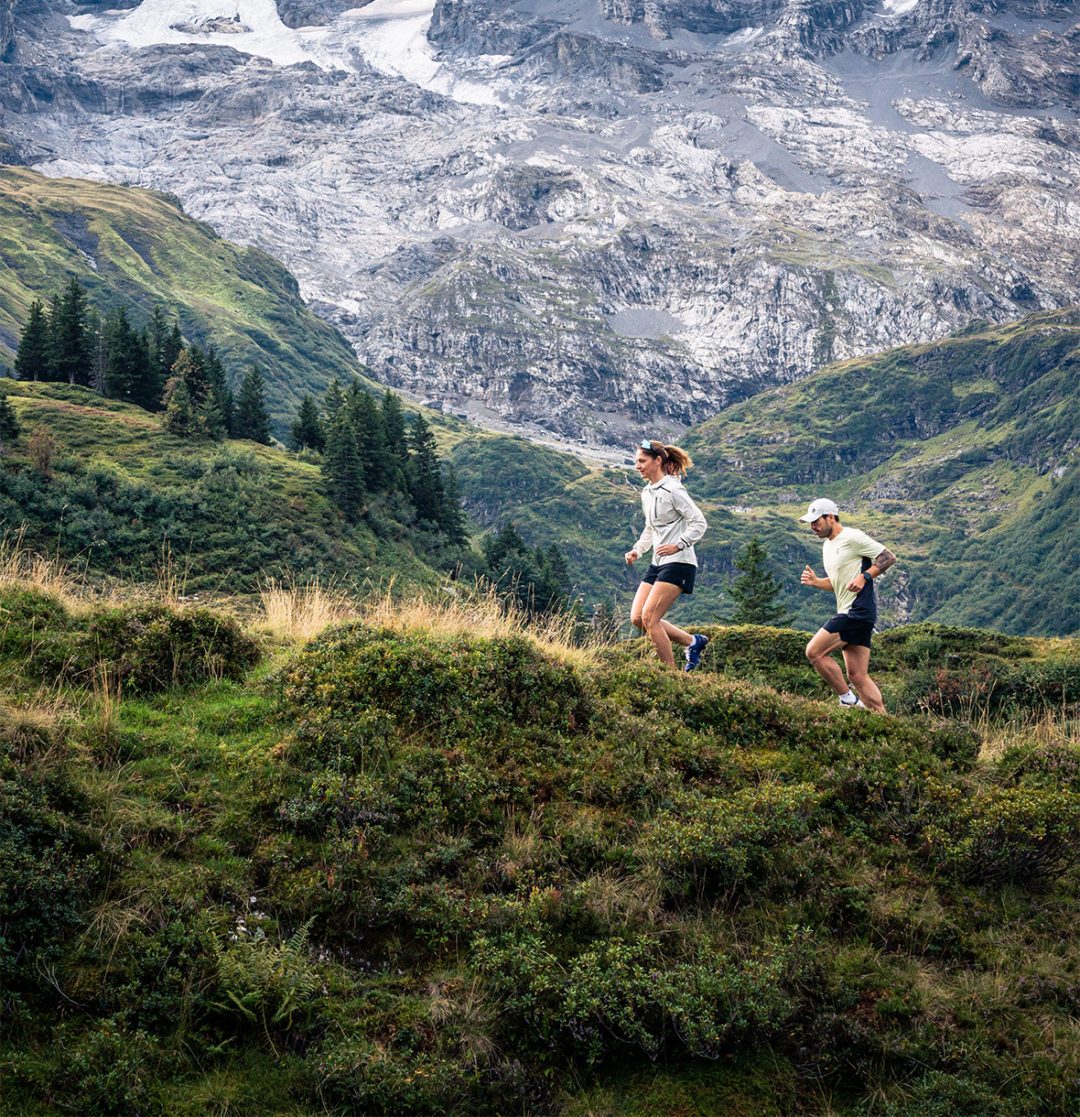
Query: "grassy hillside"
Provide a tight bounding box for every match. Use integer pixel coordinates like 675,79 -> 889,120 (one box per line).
451,310 -> 1080,637
0,167 -> 362,430
1,566 -> 1078,1115
0,381 -> 439,593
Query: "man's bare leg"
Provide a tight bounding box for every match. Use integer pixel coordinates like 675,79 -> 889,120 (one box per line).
642,581 -> 686,668
805,628 -> 850,696
842,645 -> 886,713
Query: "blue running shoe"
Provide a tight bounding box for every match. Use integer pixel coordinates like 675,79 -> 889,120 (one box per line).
684,633 -> 709,672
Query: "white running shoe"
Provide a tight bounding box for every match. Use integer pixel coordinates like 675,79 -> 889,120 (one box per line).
838,692 -> 859,707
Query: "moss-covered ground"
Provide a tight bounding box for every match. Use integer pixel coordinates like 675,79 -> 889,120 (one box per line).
2,576 -> 1078,1115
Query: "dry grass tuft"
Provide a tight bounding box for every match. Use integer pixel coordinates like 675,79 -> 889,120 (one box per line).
0,693 -> 69,764
254,577 -> 603,667
360,581 -> 603,669
0,530 -> 85,609
978,707 -> 1079,764
255,577 -> 360,644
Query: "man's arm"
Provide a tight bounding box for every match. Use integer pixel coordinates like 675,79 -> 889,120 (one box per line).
800,564 -> 832,590
847,547 -> 897,591
865,548 -> 897,580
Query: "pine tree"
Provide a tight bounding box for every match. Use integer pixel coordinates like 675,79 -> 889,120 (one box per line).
87,309 -> 107,394
163,376 -> 198,437
346,386 -> 389,489
204,348 -> 233,439
141,305 -> 172,411
380,389 -> 410,492
323,378 -> 345,422
162,350 -> 201,437
49,276 -> 91,385
161,323 -> 184,383
291,394 -> 325,452
322,411 -> 364,518
103,306 -> 150,404
727,537 -> 791,626
14,299 -> 50,381
233,366 -> 271,444
0,382 -> 20,452
439,462 -> 469,546
407,413 -> 445,526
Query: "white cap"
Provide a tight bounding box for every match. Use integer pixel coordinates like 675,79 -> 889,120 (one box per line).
799,498 -> 839,522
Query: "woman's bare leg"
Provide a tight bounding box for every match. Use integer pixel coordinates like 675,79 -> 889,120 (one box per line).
630,582 -> 692,648
641,581 -> 686,667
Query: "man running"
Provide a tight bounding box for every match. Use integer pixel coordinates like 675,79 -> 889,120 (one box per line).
798,499 -> 896,712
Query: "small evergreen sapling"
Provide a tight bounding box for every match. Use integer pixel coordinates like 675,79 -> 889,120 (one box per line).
728,537 -> 791,627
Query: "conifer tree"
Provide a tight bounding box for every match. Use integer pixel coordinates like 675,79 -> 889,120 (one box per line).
87,309 -> 107,395
728,537 -> 791,626
48,276 -> 90,386
291,394 -> 325,452
407,413 -> 445,526
104,306 -> 150,404
14,299 -> 50,381
347,386 -> 389,489
439,462 -> 469,547
234,366 -> 271,444
380,389 -> 410,491
323,378 -> 345,422
162,350 -> 201,437
0,382 -> 20,453
141,305 -> 172,411
204,348 -> 233,439
161,323 -> 184,383
323,411 -> 364,519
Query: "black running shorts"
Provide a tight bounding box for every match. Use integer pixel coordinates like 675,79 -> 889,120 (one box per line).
824,613 -> 874,648
641,562 -> 697,595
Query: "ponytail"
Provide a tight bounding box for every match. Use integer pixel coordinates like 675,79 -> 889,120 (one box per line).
639,439 -> 693,477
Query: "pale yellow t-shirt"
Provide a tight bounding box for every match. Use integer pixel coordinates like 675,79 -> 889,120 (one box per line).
822,526 -> 884,615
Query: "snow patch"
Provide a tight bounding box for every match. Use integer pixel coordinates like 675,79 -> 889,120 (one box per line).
67,0 -> 503,106
881,0 -> 919,16
724,27 -> 764,47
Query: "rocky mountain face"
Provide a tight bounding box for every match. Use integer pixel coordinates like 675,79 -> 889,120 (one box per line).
1,0 -> 1078,450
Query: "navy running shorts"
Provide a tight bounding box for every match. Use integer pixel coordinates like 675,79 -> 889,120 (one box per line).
641,562 -> 697,595
823,613 -> 874,648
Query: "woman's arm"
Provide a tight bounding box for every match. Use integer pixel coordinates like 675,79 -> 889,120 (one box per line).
671,488 -> 707,549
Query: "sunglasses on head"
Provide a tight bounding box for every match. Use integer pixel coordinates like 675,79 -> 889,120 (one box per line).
640,440 -> 668,459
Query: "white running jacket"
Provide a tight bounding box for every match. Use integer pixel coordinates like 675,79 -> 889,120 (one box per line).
632,475 -> 708,568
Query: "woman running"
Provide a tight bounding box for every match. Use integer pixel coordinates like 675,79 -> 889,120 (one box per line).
624,439 -> 709,671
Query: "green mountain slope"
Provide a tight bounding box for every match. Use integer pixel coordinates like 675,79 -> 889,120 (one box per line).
452,311 -> 1080,636
0,167 -> 361,429
0,382 -> 439,592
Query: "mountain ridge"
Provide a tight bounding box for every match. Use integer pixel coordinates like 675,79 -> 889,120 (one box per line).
4,0 -> 1078,447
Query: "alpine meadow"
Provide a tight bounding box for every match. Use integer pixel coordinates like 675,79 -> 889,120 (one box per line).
2,2 -> 1080,1116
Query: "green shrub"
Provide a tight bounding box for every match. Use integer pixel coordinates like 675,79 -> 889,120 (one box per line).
281,625 -> 590,747
860,1070 -> 1013,1116
82,604 -> 261,693
20,1016 -> 160,1116
641,782 -> 821,895
561,933 -> 810,1062
0,759 -> 99,999
924,783 -> 1080,885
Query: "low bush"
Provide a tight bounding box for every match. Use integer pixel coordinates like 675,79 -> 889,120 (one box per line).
281,624 -> 590,746
641,782 -> 821,897
923,782 -> 1080,885
82,605 -> 261,693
